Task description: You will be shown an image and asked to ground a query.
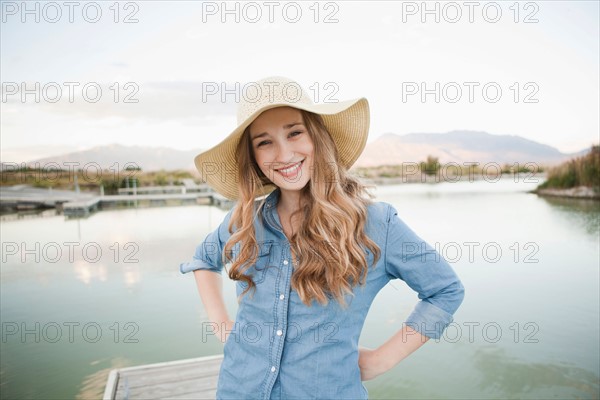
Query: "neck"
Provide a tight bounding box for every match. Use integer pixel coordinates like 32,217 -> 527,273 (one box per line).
277,188 -> 302,215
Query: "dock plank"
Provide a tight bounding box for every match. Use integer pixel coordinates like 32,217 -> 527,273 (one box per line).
124,376 -> 218,399
165,388 -> 218,400
106,355 -> 223,400
118,359 -> 222,386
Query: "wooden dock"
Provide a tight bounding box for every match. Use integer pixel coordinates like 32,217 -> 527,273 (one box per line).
0,184 -> 236,217
103,354 -> 223,400
62,192 -> 236,217
0,185 -> 96,209
117,181 -> 210,195
61,193 -> 213,217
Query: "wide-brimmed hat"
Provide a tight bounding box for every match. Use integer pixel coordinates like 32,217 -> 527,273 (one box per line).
194,76 -> 369,200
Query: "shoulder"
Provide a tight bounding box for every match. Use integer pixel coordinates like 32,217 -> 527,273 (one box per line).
364,201 -> 397,245
366,201 -> 397,224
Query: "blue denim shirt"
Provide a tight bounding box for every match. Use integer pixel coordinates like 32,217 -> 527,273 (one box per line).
180,188 -> 465,400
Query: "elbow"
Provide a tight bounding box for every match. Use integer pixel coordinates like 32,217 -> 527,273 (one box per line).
449,279 -> 466,314
427,279 -> 465,316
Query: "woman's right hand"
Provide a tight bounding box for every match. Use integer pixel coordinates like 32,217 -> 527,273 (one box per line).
219,319 -> 235,344
358,345 -> 397,381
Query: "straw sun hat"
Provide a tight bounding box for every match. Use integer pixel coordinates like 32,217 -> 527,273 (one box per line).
194,76 -> 370,200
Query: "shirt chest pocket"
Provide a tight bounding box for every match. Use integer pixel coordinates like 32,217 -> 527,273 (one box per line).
239,241 -> 275,288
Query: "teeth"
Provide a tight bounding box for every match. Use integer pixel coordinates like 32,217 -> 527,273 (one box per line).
278,160 -> 302,174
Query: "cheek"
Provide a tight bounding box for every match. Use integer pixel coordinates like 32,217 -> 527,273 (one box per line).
299,138 -> 314,157
304,143 -> 315,160
253,151 -> 271,173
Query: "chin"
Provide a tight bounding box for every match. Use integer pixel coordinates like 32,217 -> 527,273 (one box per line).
275,179 -> 310,193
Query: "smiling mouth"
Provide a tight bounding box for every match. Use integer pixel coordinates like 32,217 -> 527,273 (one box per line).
275,159 -> 305,176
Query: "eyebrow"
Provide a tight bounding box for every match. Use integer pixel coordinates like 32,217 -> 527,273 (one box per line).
251,122 -> 304,141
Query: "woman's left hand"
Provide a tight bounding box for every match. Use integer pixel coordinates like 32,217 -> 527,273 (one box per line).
358,346 -> 391,381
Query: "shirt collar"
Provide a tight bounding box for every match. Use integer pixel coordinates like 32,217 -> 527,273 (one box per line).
263,187 -> 280,211
260,188 -> 285,236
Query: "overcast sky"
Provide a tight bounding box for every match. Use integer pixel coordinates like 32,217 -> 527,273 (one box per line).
1,0 -> 598,162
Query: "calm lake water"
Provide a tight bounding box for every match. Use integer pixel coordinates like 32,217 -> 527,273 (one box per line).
1,177 -> 599,399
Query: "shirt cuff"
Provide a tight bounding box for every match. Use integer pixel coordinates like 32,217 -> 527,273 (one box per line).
179,259 -> 221,275
404,300 -> 454,340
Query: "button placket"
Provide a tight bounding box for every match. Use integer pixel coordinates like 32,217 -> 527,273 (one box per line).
266,248 -> 293,397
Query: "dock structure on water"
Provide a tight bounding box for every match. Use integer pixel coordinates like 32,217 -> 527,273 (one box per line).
103,354 -> 223,400
117,180 -> 210,195
0,184 -> 236,218
0,184 -> 94,210
61,193 -> 214,218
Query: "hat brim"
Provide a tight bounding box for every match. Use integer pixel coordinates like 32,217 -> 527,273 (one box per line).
194,98 -> 369,201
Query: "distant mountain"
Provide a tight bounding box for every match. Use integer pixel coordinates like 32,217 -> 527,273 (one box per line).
15,132 -> 593,172
355,130 -> 589,168
26,144 -> 203,173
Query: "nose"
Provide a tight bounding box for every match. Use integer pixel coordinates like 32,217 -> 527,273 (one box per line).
274,140 -> 295,166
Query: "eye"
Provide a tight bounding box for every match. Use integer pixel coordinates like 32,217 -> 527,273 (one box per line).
256,140 -> 271,148
289,130 -> 303,138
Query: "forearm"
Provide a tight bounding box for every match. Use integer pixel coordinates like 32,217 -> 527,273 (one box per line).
359,325 -> 430,380
373,325 -> 430,372
193,269 -> 231,325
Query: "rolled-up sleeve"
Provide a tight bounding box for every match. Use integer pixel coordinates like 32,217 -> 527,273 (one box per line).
384,203 -> 465,340
179,207 -> 236,275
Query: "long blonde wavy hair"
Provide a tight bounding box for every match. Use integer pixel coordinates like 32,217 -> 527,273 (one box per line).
222,109 -> 381,308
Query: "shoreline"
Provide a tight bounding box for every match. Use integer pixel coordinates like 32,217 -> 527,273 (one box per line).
530,186 -> 600,200
360,172 -> 547,186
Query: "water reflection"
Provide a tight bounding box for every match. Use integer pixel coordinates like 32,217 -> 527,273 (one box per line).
474,346 -> 599,398
75,357 -> 132,400
73,260 -> 108,285
537,196 -> 600,236
123,265 -> 141,289
71,259 -> 141,288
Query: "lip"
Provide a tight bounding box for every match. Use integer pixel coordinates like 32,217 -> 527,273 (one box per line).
275,159 -> 304,178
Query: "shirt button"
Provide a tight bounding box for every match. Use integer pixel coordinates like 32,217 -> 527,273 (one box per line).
283,260 -> 289,265
276,330 -> 283,336
279,294 -> 285,300
271,366 -> 276,372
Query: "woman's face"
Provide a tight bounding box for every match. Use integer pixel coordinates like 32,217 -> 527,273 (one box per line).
249,107 -> 314,194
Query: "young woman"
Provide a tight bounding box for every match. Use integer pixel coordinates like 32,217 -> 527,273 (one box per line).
180,76 -> 465,400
